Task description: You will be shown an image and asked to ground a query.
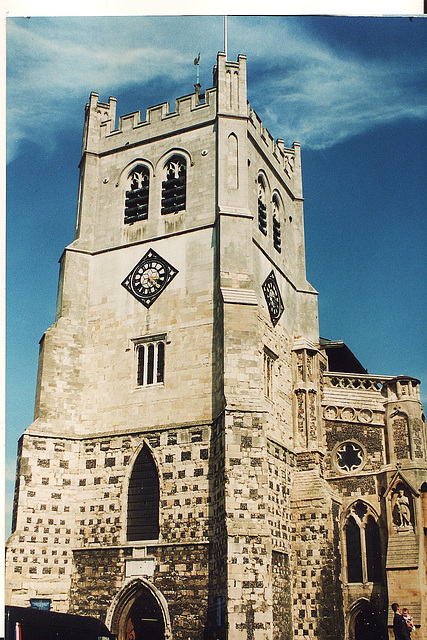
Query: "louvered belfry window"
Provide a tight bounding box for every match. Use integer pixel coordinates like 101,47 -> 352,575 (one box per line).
127,445 -> 160,541
258,175 -> 267,235
161,155 -> 186,214
272,195 -> 281,253
124,166 -> 150,223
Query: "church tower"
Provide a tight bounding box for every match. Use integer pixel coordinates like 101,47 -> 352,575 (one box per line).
6,51 -> 426,640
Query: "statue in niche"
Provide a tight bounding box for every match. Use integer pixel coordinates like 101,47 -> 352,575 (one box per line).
393,486 -> 412,528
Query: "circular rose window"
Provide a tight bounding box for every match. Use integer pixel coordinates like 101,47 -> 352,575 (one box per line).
335,441 -> 364,473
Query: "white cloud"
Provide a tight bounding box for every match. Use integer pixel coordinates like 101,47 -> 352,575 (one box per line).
6,16 -> 427,161
236,17 -> 427,148
5,458 -> 17,482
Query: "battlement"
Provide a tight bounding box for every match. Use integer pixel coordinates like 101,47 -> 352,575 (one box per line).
82,85 -> 218,155
248,108 -> 301,187
106,86 -> 216,137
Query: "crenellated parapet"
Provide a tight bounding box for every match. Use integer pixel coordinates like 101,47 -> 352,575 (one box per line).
82,86 -> 217,156
248,108 -> 302,197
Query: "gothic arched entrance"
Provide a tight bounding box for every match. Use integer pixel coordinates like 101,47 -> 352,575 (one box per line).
124,591 -> 165,640
353,606 -> 386,640
106,578 -> 171,640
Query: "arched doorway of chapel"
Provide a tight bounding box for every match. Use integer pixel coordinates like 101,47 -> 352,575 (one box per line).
123,590 -> 165,640
108,578 -> 170,640
353,606 -> 386,640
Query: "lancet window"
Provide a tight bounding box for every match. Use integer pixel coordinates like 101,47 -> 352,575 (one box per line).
124,165 -> 150,224
264,348 -> 277,399
344,501 -> 383,584
127,445 -> 159,541
258,175 -> 267,235
161,155 -> 186,214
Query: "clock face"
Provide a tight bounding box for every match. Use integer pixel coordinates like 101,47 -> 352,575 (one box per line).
122,249 -> 178,308
262,271 -> 284,326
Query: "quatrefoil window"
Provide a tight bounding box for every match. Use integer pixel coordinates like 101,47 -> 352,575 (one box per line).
335,442 -> 364,473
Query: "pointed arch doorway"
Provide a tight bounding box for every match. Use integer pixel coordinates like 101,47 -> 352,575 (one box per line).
107,578 -> 171,640
349,601 -> 387,640
124,590 -> 165,640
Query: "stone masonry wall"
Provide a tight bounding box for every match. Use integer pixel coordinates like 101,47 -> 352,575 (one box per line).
6,433 -> 80,610
70,544 -> 211,640
6,422 -> 214,610
272,550 -> 292,640
291,471 -> 344,640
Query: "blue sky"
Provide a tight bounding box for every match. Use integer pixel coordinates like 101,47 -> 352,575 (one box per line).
6,15 -> 427,529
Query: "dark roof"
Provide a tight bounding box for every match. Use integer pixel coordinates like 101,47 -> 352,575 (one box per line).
5,606 -> 112,640
319,338 -> 367,374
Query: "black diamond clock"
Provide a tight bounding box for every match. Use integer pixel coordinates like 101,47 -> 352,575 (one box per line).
121,249 -> 178,308
262,270 -> 284,326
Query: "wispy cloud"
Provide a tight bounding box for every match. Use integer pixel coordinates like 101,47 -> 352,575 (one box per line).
7,16 -> 427,161
237,17 -> 427,148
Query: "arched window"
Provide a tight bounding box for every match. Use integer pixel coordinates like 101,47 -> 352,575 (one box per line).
161,155 -> 186,214
258,175 -> 267,235
227,133 -> 238,189
366,515 -> 383,582
344,501 -> 383,584
125,165 -> 150,223
272,193 -> 281,253
127,445 -> 159,541
345,515 -> 363,583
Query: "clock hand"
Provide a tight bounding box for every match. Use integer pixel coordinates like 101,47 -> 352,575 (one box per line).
148,275 -> 160,287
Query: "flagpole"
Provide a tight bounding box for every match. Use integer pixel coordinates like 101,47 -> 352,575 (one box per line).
224,16 -> 228,60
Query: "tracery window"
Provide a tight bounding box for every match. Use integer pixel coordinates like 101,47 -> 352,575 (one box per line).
124,166 -> 150,224
258,175 -> 267,235
161,155 -> 186,214
272,193 -> 281,253
344,501 -> 383,584
127,445 -> 159,541
134,337 -> 165,387
335,441 -> 364,473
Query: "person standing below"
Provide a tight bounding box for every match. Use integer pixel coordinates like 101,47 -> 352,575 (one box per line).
392,603 -> 411,640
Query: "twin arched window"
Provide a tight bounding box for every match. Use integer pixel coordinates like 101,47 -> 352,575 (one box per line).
344,501 -> 383,584
258,174 -> 282,253
127,445 -> 159,541
124,155 -> 187,224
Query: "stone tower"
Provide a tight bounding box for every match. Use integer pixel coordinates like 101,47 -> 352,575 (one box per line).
6,52 -> 427,640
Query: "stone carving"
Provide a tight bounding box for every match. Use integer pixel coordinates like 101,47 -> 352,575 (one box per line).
295,389 -> 305,435
392,485 -> 413,529
357,408 -> 373,423
341,407 -> 355,421
324,406 -> 338,420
